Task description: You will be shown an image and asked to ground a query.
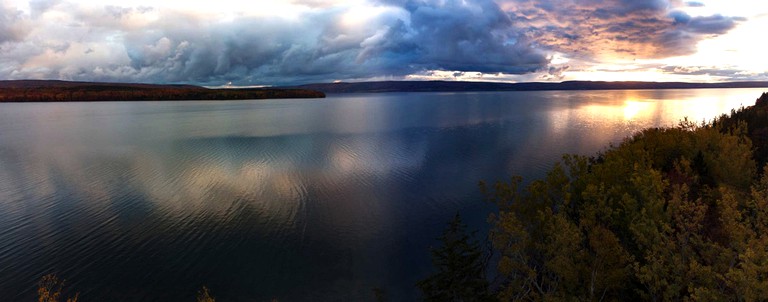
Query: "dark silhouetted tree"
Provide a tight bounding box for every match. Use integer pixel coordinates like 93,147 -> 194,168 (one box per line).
417,213 -> 494,302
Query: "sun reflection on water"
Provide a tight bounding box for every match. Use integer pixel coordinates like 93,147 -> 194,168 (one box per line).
622,100 -> 654,121
0,88 -> 763,301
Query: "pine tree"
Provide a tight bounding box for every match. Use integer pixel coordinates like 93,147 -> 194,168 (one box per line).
417,213 -> 494,302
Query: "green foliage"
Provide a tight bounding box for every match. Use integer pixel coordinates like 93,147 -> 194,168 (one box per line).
483,94 -> 768,300
714,92 -> 768,168
417,213 -> 494,302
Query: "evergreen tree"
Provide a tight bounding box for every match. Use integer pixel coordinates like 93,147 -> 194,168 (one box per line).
417,213 -> 494,302
482,98 -> 768,300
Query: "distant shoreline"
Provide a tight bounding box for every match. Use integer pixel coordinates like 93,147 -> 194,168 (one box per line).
2,80 -> 767,102
284,80 -> 768,94
0,80 -> 325,102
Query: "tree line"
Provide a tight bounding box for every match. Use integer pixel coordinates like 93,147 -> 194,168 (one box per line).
419,92 -> 768,301
0,86 -> 324,102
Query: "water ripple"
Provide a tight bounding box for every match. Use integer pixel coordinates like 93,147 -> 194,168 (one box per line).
0,89 -> 759,301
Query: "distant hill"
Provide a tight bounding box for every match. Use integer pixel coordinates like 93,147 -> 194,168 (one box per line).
5,80 -> 767,102
284,80 -> 768,94
0,80 -> 325,102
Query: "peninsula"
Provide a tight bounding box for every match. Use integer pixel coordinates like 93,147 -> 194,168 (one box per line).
0,80 -> 325,102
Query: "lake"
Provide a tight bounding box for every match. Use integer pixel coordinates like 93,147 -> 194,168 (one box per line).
0,88 -> 763,301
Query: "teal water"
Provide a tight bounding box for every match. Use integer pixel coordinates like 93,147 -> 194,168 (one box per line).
0,89 -> 762,301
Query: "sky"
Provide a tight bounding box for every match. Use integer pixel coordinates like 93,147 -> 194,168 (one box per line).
0,0 -> 766,86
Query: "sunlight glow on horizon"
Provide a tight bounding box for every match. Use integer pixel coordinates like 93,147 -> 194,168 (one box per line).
1,0 -> 766,84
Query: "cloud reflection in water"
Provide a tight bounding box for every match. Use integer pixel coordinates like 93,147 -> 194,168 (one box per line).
0,89 -> 760,301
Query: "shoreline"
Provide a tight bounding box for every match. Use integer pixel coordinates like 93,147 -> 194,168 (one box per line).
0,80 -> 325,102
285,80 -> 768,94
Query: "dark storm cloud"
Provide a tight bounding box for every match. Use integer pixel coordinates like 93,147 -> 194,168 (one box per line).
0,0 -> 749,84
502,0 -> 742,59
219,0 -> 548,82
364,0 -> 548,74
119,14 -> 318,84
0,0 -> 548,85
110,7 -> 419,84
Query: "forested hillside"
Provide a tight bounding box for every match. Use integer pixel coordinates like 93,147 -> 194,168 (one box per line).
479,92 -> 768,300
0,80 -> 324,102
422,92 -> 768,301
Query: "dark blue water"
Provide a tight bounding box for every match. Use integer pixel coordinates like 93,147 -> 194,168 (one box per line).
0,89 -> 761,301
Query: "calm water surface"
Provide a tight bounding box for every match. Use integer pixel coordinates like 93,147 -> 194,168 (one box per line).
0,89 -> 763,301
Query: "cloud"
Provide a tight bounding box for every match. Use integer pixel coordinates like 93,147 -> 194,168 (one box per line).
0,0 -> 548,85
683,13 -> 744,34
29,0 -> 63,18
364,0 -> 548,74
503,0 -> 743,59
542,65 -> 570,80
0,0 -> 751,84
0,3 -> 30,44
661,65 -> 768,80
